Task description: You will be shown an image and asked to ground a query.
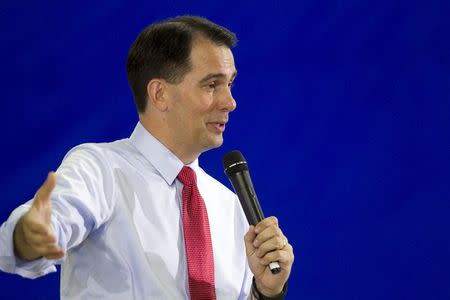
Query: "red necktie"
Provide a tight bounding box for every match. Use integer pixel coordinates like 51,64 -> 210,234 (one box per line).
178,166 -> 216,300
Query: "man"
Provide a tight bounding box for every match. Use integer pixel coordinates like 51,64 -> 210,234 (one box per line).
0,16 -> 294,299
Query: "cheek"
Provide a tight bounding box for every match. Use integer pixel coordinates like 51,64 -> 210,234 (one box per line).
192,89 -> 214,108
173,89 -> 215,126
188,94 -> 215,120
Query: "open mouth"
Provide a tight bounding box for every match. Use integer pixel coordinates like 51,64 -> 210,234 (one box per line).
207,122 -> 226,133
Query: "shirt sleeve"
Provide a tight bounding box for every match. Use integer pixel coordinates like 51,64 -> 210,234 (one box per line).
240,261 -> 253,300
0,144 -> 115,279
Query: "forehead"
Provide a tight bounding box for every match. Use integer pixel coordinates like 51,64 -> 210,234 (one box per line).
188,38 -> 236,77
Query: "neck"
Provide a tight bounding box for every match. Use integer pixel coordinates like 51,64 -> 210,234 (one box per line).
139,115 -> 199,165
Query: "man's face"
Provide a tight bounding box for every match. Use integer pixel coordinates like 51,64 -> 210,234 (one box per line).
164,38 -> 237,157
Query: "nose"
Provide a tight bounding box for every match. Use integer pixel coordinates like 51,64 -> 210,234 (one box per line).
219,88 -> 237,112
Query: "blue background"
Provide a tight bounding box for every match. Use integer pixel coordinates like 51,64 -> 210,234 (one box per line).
1,0 -> 449,299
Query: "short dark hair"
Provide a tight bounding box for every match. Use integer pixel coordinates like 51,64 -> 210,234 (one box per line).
126,16 -> 238,113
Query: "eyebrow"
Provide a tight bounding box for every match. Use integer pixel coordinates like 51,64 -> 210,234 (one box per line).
198,70 -> 238,84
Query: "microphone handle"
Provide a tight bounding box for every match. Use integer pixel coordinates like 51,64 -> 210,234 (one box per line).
228,170 -> 281,274
230,171 -> 264,225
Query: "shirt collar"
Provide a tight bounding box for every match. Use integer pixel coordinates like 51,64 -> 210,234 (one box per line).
129,122 -> 200,185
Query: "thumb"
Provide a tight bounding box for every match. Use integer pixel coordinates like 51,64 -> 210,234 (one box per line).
33,172 -> 56,208
244,225 -> 257,256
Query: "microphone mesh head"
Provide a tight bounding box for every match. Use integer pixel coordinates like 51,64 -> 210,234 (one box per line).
222,150 -> 248,175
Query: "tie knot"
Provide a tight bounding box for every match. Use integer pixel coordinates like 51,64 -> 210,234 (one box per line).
177,166 -> 197,185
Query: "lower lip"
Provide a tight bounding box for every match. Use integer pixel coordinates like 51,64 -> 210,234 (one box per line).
207,123 -> 225,133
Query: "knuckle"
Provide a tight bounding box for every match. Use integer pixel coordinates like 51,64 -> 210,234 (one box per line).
256,249 -> 263,257
270,250 -> 281,260
23,229 -> 34,241
259,243 -> 270,254
28,219 -> 39,228
34,189 -> 42,199
268,251 -> 277,260
277,227 -> 284,236
263,218 -> 272,226
276,227 -> 283,236
244,232 -> 254,241
269,223 -> 278,233
257,241 -> 267,251
276,237 -> 284,248
261,252 -> 270,261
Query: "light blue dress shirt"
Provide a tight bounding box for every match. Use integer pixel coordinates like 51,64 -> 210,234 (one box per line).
0,122 -> 252,299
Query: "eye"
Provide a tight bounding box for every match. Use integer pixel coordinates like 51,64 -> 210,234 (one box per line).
228,81 -> 234,89
208,81 -> 217,89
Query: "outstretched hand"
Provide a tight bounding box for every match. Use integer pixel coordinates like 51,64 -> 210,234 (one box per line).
244,216 -> 294,297
14,172 -> 64,261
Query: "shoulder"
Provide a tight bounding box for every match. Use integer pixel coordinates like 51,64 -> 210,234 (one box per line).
61,138 -> 136,167
56,139 -> 138,187
55,140 -> 135,203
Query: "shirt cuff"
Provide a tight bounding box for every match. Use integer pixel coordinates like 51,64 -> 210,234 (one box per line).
0,205 -> 57,279
251,277 -> 288,300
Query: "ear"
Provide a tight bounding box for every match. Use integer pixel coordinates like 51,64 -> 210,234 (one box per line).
146,79 -> 169,112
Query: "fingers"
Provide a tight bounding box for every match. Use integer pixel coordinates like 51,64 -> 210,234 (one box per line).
246,216 -> 293,265
25,217 -> 54,234
22,222 -> 64,259
253,224 -> 282,248
34,172 -> 56,207
253,216 -> 289,258
44,251 -> 65,260
254,216 -> 278,234
33,243 -> 62,256
244,225 -> 257,256
38,244 -> 64,260
26,233 -> 64,259
259,244 -> 294,267
23,227 -> 56,244
22,174 -> 64,260
255,235 -> 287,258
15,177 -> 63,261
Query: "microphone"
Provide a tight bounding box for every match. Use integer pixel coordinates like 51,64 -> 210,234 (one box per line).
222,150 -> 281,274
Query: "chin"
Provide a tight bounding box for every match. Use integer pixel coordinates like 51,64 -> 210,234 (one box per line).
212,134 -> 224,147
202,136 -> 224,151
